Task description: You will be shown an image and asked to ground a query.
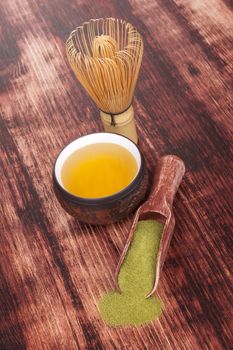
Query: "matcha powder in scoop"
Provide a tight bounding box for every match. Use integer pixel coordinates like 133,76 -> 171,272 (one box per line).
98,220 -> 164,326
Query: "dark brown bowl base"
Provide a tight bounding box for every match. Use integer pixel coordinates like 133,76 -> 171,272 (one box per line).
53,167 -> 149,225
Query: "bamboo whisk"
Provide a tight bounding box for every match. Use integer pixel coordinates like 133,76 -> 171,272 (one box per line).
66,18 -> 143,143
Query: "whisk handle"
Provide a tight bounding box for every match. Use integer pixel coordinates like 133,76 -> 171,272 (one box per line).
100,105 -> 138,144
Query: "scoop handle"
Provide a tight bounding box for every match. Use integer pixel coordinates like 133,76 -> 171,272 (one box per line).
142,155 -> 185,212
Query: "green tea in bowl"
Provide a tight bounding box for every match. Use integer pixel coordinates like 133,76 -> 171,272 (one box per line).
61,142 -> 138,198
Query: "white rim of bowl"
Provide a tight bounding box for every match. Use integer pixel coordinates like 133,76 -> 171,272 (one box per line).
54,132 -> 142,196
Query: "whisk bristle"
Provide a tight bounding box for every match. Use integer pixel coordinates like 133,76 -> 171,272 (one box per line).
66,18 -> 143,114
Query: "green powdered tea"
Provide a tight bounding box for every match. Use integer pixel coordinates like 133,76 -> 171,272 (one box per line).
99,220 -> 164,326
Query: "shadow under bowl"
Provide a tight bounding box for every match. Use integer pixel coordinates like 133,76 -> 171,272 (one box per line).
53,133 -> 149,225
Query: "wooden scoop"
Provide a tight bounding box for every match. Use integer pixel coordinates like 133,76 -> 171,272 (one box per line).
115,155 -> 185,297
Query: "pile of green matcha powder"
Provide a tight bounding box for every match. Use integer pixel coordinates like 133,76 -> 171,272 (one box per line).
98,220 -> 164,326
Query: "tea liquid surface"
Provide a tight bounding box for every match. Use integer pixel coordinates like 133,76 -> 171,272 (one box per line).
61,143 -> 138,198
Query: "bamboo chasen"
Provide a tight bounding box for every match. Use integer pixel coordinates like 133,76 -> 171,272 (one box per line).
66,18 -> 143,143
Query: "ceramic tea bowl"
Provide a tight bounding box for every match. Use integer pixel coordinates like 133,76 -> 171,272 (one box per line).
53,133 -> 149,225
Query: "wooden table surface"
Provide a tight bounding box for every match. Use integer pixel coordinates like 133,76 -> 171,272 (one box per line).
0,0 -> 233,349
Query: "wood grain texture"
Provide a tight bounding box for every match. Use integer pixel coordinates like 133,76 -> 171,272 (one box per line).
0,0 -> 232,349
